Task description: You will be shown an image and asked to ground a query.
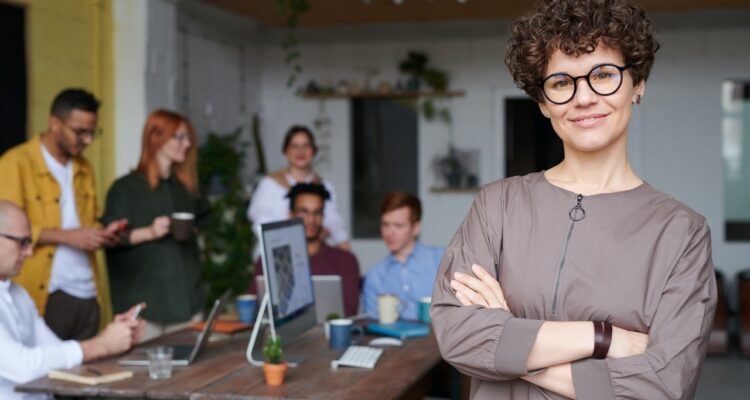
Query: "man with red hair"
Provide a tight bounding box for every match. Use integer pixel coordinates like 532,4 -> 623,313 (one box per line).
363,192 -> 444,320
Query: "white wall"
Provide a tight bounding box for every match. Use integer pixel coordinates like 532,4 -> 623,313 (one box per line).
176,0 -> 264,179
112,0 -> 148,176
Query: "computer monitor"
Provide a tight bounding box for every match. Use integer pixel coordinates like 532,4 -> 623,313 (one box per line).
247,218 -> 317,366
259,219 -> 315,320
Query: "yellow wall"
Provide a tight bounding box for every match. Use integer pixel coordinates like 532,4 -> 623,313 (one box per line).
8,0 -> 115,325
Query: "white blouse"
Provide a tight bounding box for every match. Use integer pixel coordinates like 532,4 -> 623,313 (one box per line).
247,174 -> 349,245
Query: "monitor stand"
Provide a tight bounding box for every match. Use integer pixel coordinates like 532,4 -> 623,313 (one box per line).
245,292 -> 316,368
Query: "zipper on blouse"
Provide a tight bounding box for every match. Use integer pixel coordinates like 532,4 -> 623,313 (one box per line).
550,194 -> 585,315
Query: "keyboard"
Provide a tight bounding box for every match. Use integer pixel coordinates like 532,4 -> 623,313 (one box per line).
331,346 -> 384,370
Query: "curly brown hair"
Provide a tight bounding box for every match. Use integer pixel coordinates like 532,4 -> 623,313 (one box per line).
505,0 -> 660,103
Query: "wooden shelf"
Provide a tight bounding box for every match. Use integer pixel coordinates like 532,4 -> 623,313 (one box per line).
300,90 -> 465,99
429,186 -> 481,193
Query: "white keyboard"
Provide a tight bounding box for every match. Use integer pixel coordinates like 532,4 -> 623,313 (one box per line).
331,346 -> 384,370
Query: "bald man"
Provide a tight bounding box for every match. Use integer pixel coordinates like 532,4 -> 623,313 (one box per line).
0,201 -> 143,400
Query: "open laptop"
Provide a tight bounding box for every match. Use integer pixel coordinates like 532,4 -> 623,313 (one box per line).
118,291 -> 230,367
256,275 -> 344,324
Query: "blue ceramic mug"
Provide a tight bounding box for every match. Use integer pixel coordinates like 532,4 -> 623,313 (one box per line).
236,294 -> 257,324
328,319 -> 364,349
418,297 -> 431,324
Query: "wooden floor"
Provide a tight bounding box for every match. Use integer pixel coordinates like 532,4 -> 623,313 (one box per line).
696,354 -> 750,400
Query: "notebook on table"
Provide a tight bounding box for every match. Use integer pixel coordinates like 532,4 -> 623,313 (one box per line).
118,291 -> 230,367
49,366 -> 133,385
366,321 -> 430,340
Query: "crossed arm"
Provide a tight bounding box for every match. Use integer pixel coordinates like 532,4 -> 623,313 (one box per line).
450,264 -> 649,399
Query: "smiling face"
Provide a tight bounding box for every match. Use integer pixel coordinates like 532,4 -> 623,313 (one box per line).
538,44 -> 644,155
284,131 -> 315,170
290,193 -> 325,242
158,122 -> 192,164
49,109 -> 99,158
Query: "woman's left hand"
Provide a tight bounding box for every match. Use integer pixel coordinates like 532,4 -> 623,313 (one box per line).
450,264 -> 510,311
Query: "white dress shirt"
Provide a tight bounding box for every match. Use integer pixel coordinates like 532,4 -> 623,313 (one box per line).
0,280 -> 83,400
247,174 -> 349,244
40,144 -> 96,299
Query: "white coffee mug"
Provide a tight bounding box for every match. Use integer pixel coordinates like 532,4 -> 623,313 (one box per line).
377,294 -> 401,324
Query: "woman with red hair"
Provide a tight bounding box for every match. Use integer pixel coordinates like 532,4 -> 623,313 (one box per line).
102,109 -> 206,340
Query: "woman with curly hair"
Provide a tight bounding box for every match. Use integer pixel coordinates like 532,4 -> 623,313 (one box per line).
431,0 -> 716,399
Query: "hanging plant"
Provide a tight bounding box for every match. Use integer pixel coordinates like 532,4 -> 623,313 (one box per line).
398,50 -> 452,125
277,0 -> 310,88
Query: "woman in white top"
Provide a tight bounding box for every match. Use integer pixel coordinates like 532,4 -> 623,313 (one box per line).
248,125 -> 350,249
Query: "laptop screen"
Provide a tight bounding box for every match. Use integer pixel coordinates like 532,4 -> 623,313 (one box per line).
188,290 -> 230,363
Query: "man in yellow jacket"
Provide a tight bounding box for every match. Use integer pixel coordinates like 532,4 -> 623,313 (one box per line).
0,88 -> 126,341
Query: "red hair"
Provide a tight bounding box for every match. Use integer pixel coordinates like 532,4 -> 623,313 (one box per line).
135,109 -> 199,195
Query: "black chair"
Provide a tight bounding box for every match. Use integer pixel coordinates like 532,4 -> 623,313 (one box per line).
707,270 -> 729,355
738,270 -> 750,356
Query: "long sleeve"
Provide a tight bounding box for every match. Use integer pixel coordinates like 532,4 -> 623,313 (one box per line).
101,178 -> 132,246
0,285 -> 82,387
247,177 -> 287,234
431,187 -> 544,381
321,181 -> 349,244
571,220 -> 717,400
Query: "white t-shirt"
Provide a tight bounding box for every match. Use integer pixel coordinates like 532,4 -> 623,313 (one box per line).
40,145 -> 96,300
0,280 -> 82,400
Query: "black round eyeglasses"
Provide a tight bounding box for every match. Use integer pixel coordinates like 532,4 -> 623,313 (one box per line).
538,64 -> 630,105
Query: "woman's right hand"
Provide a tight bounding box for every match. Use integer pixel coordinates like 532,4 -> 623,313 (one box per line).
150,216 -> 171,240
608,326 -> 649,358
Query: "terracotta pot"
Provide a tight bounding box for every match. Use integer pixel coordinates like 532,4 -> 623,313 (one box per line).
262,362 -> 288,386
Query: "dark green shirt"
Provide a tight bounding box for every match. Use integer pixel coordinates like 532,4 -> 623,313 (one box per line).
102,173 -> 206,322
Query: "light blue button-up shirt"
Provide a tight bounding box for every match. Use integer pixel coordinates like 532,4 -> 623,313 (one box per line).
363,242 -> 445,320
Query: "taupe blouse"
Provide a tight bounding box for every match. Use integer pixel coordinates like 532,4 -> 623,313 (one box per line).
431,172 -> 717,399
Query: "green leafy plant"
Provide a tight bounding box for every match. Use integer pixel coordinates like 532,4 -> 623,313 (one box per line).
398,50 -> 452,124
277,0 -> 310,88
197,129 -> 255,309
263,336 -> 284,365
432,147 -> 466,188
399,51 -> 429,79
325,312 -> 341,321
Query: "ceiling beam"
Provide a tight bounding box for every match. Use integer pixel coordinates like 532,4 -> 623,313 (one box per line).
204,0 -> 750,28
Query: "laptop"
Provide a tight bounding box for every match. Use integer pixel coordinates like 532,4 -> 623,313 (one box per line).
118,291 -> 230,367
256,275 -> 344,323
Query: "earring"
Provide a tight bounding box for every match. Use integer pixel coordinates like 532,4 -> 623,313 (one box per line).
634,94 -> 642,105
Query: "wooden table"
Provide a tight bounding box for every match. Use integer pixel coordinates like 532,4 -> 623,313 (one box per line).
16,325 -> 444,399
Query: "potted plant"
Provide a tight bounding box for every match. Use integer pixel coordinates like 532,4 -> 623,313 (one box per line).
324,312 -> 341,340
432,147 -> 466,188
262,336 -> 288,386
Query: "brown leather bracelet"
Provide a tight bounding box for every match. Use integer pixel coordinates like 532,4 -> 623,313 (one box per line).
593,321 -> 613,359
592,321 -> 604,359
600,321 -> 613,358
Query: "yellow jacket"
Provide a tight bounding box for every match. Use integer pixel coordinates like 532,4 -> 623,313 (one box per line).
0,134 -> 102,314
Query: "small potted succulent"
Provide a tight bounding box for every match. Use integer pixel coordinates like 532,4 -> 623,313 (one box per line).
262,336 -> 288,386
